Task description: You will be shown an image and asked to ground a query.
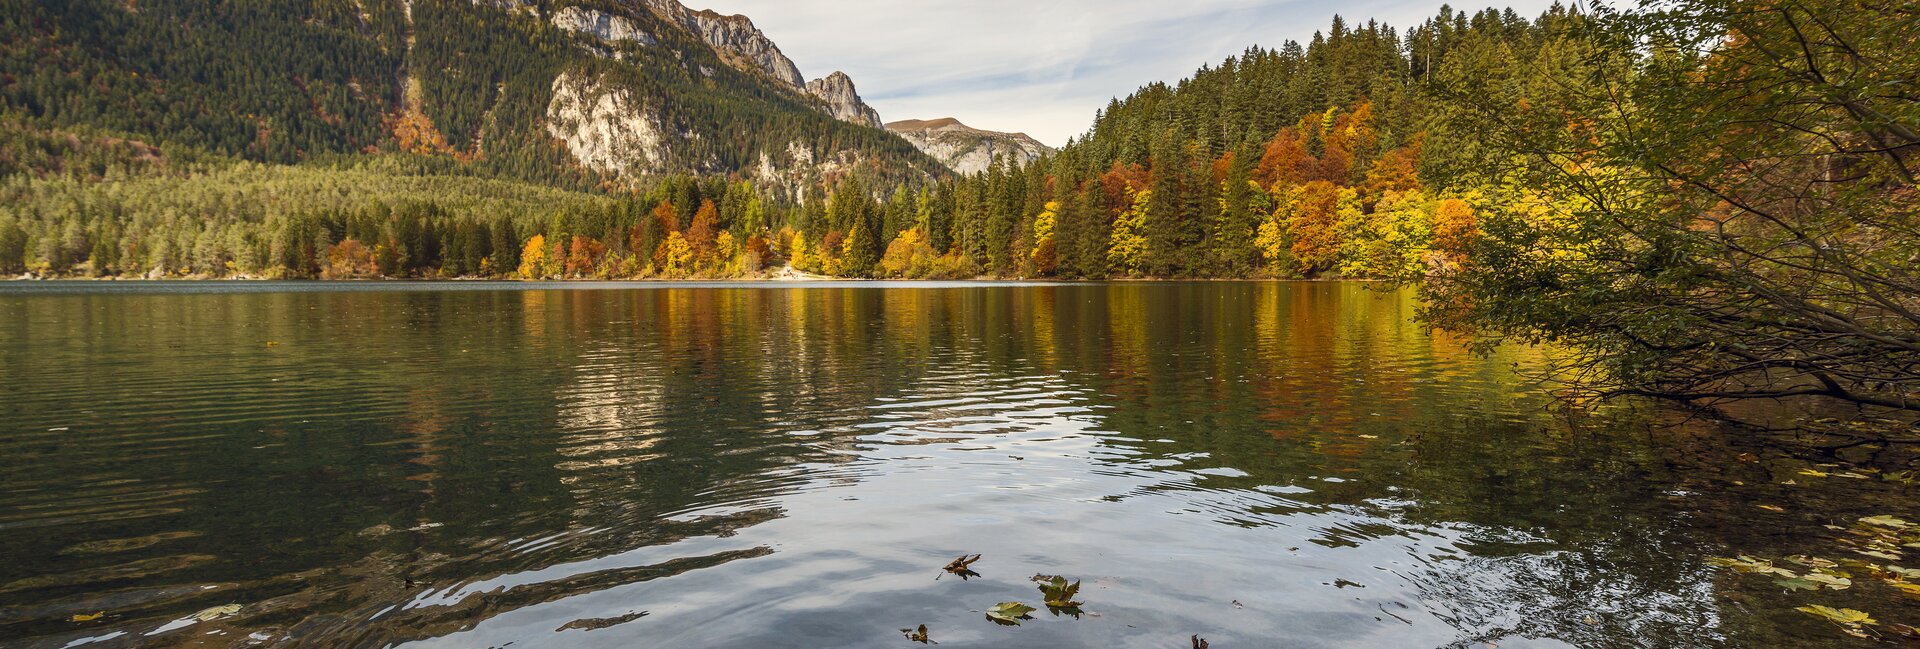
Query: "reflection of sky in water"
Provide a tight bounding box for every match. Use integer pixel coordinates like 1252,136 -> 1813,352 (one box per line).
0,283 -> 1805,648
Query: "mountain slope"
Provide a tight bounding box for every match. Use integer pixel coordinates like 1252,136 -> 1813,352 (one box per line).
0,0 -> 937,191
885,118 -> 1053,174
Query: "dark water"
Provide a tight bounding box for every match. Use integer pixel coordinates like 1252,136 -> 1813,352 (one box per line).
0,282 -> 1908,648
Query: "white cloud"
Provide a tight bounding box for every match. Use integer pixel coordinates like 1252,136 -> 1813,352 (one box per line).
697,0 -> 1561,146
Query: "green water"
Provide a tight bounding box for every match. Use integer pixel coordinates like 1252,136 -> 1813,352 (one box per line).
0,282 -> 1909,648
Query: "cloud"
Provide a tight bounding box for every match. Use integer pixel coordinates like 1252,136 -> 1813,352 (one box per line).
699,0 -> 1560,147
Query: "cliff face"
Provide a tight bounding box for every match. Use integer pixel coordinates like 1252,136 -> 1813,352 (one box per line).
0,0 -> 946,188
546,71 -> 667,176
551,7 -> 657,50
885,118 -> 1053,174
642,0 -> 805,88
804,72 -> 883,129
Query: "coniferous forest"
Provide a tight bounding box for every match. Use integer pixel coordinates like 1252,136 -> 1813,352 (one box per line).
0,0 -> 1913,412
3,1 -> 1919,645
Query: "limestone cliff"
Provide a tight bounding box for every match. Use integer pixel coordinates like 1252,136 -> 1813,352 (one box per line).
884,118 -> 1053,174
546,71 -> 667,177
804,72 -> 883,129
551,7 -> 657,51
642,0 -> 805,88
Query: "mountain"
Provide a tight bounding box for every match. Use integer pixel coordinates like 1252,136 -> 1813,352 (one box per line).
0,0 -> 935,193
884,118 -> 1053,175
805,72 -> 884,129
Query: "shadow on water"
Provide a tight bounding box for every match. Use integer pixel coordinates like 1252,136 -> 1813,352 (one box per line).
0,283 -> 1911,648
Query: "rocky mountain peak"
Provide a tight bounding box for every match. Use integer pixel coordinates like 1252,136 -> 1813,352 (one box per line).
885,117 -> 1054,175
805,72 -> 883,129
642,0 -> 805,88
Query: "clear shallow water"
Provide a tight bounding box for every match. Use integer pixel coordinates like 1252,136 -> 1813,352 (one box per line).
0,282 -> 1904,648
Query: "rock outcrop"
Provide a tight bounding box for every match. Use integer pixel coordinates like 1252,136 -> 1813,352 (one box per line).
884,118 -> 1053,174
551,7 -> 657,49
546,72 -> 666,177
642,0 -> 805,88
804,72 -> 883,129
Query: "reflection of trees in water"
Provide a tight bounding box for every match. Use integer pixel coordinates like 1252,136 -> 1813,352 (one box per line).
3,284 -> 1860,647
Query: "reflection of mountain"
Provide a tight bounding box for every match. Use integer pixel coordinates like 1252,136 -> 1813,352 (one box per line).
0,284 -> 1826,647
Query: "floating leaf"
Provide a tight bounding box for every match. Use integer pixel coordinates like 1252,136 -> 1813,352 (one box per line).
555,610 -> 648,632
1802,573 -> 1852,590
1797,605 -> 1875,626
942,554 -> 982,580
1800,469 -> 1830,478
1860,516 -> 1915,529
984,602 -> 1035,626
190,604 -> 241,622
1709,556 -> 1794,576
1775,577 -> 1820,591
1857,549 -> 1903,561
901,624 -> 934,644
1034,575 -> 1084,608
1756,505 -> 1785,512
1784,555 -> 1839,569
1885,566 -> 1920,579
70,611 -> 104,622
1833,472 -> 1871,480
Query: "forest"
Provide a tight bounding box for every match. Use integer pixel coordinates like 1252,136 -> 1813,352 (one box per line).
0,1 -> 1570,282
0,0 -> 1912,413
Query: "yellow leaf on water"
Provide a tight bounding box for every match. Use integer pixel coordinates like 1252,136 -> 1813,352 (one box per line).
1799,469 -> 1829,478
1797,605 -> 1875,626
190,604 -> 241,622
1802,573 -> 1852,590
1757,505 -> 1786,512
70,612 -> 103,622
1861,515 -> 1915,529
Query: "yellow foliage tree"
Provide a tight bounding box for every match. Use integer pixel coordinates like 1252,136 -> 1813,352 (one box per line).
1029,201 -> 1059,276
1106,188 -> 1149,275
714,231 -> 738,273
659,231 -> 693,276
1431,196 -> 1478,259
788,233 -> 811,272
517,234 -> 557,279
881,228 -> 936,278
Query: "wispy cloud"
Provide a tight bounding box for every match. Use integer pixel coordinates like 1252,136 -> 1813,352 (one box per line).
701,0 -> 1558,146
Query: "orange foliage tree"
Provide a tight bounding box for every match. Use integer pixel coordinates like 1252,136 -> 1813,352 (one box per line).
1286,181 -> 1346,275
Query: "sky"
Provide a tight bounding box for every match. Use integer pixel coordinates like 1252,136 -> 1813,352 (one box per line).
703,0 -> 1560,147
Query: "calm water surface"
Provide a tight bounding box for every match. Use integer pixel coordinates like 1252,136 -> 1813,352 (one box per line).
0,282 -> 1907,648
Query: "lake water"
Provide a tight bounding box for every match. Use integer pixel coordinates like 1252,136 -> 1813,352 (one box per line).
0,281 -> 1910,648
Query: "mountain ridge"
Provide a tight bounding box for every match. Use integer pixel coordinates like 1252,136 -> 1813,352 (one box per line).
884,117 -> 1054,175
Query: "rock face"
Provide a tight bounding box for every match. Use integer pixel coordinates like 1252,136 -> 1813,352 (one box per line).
804,72 -> 883,129
885,118 -> 1053,174
546,72 -> 665,177
470,0 -> 534,11
643,0 -> 804,88
551,7 -> 656,48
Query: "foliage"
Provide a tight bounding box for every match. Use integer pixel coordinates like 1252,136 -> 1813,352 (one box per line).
1418,0 -> 1920,416
983,602 -> 1035,626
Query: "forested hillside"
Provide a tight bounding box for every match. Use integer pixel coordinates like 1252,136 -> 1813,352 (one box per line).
1,1 -> 1574,281
0,0 -> 939,189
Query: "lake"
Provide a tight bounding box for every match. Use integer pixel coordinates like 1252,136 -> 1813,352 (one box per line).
0,281 -> 1909,648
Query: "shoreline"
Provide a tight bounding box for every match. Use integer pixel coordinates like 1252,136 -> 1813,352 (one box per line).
0,277 -> 1368,295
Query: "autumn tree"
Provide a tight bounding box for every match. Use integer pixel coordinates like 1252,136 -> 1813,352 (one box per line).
1107,186 -> 1150,276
